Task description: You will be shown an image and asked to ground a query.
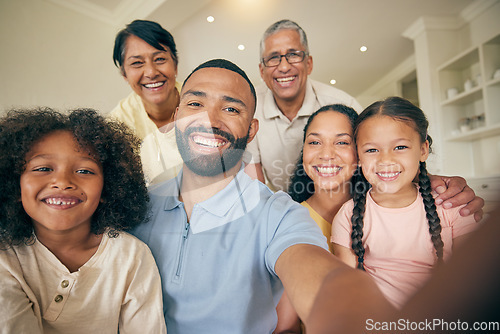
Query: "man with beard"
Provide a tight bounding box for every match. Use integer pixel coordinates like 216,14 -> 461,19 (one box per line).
131,59 -> 392,334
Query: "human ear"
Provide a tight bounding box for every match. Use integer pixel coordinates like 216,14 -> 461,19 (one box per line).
259,63 -> 265,80
173,107 -> 179,121
306,55 -> 313,75
420,140 -> 430,162
247,119 -> 259,143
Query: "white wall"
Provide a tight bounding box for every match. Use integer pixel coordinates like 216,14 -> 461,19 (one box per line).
355,55 -> 416,108
0,0 -> 130,115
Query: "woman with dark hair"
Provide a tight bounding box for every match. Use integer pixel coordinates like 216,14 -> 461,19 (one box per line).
110,19 -> 182,185
288,104 -> 359,252
275,104 -> 359,334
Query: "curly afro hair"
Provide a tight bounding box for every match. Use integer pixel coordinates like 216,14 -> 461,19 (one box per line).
0,107 -> 149,246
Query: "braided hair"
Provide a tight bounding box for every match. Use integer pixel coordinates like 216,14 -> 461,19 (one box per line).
288,104 -> 358,202
418,161 -> 444,263
351,96 -> 444,269
350,167 -> 371,270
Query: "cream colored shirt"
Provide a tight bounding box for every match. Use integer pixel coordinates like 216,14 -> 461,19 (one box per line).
246,79 -> 362,192
110,89 -> 183,186
0,232 -> 167,334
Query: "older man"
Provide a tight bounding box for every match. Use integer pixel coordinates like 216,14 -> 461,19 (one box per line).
245,19 -> 362,192
132,59 -> 392,334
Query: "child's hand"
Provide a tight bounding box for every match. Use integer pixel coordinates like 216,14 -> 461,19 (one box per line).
430,174 -> 484,222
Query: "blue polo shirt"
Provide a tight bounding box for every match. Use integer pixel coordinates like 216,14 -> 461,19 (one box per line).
132,168 -> 328,334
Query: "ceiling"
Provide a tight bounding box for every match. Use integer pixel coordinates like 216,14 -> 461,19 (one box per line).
49,0 -> 477,97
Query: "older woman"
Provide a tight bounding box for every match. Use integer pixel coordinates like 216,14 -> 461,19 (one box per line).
110,19 -> 182,185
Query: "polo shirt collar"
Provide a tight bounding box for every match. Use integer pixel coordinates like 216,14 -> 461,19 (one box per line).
161,167 -> 261,234
196,167 -> 253,218
262,78 -> 314,120
161,171 -> 183,211
297,79 -> 316,117
262,89 -> 282,119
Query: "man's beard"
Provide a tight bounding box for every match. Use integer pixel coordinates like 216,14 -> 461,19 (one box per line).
175,125 -> 249,177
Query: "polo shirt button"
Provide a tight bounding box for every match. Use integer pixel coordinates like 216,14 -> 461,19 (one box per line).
54,295 -> 63,303
61,280 -> 69,288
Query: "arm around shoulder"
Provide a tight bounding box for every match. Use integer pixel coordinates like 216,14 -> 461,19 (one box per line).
429,174 -> 484,221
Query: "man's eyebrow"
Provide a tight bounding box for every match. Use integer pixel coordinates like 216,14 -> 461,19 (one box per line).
181,90 -> 206,99
181,90 -> 247,108
266,49 -> 301,56
223,95 -> 246,108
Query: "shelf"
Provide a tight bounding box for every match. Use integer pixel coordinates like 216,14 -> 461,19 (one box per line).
485,76 -> 500,87
441,85 -> 482,106
437,46 -> 479,72
437,30 -> 500,180
467,175 -> 500,185
445,123 -> 500,142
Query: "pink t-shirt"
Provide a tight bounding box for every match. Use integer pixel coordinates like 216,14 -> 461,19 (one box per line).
331,189 -> 479,309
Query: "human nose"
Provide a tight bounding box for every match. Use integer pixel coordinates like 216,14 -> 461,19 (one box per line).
144,61 -> 159,78
319,145 -> 335,160
51,170 -> 76,190
192,106 -> 223,130
378,151 -> 395,165
276,55 -> 292,72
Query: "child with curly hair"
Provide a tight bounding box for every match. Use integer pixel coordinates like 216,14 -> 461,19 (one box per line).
331,97 -> 480,309
0,108 -> 166,333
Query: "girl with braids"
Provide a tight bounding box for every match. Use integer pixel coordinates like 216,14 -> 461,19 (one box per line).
331,96 -> 479,309
0,108 -> 166,333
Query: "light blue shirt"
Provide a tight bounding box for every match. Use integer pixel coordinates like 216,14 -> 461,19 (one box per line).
132,168 -> 328,334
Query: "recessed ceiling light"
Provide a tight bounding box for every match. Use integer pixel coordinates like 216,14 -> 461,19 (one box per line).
360,46 -> 368,52
330,79 -> 336,85
238,44 -> 245,51
207,16 -> 215,23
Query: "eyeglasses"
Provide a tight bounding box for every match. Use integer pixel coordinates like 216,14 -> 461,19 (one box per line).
261,51 -> 308,67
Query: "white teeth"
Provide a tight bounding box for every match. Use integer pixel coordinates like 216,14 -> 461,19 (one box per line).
144,82 -> 164,88
276,76 -> 295,83
378,172 -> 399,178
193,136 -> 224,148
45,198 -> 77,205
317,166 -> 341,174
